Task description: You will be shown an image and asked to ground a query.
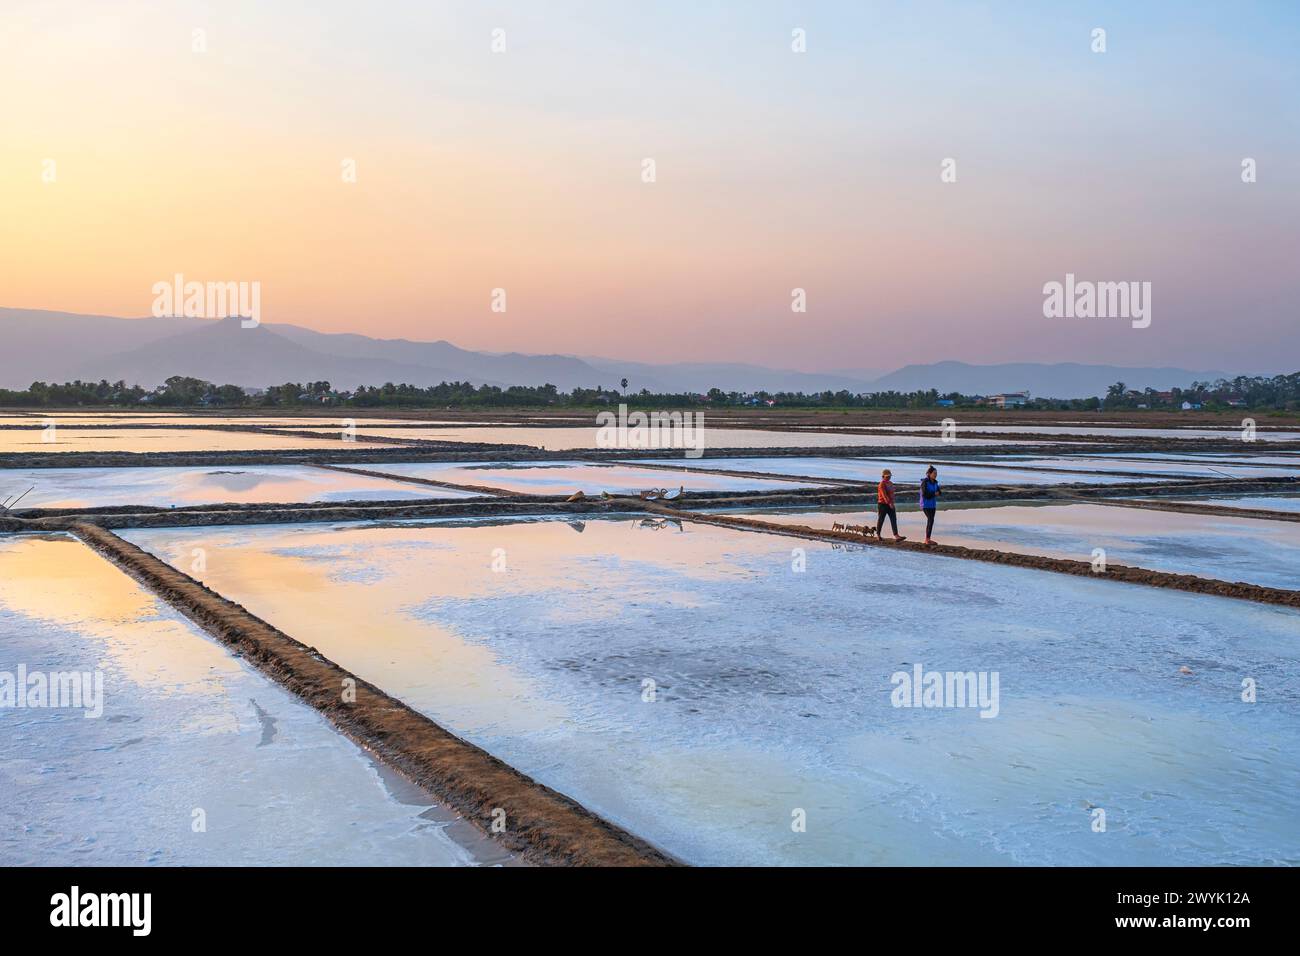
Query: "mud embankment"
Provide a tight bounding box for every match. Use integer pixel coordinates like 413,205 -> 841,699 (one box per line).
1075,496 -> 1300,523
10,437 -> 1298,470
8,496 -> 641,531
8,477 -> 1294,531
69,522 -> 680,867
313,463 -> 518,497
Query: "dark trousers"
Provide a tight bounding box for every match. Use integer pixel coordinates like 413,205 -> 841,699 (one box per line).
876,503 -> 898,536
923,507 -> 936,538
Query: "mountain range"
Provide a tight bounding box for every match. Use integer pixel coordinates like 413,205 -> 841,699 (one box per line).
0,308 -> 1237,398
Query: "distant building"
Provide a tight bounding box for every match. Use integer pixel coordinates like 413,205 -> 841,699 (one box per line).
989,391 -> 1029,408
1181,401 -> 1202,410
936,398 -> 955,407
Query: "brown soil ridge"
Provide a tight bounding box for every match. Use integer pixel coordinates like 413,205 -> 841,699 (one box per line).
1070,496 -> 1300,523
314,462 -> 518,497
8,477 -> 1292,530
12,438 -> 1291,469
68,521 -> 681,867
646,505 -> 1300,610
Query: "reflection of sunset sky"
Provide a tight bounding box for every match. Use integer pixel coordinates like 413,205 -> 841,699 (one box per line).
2,1 -> 1294,372
0,536 -> 241,702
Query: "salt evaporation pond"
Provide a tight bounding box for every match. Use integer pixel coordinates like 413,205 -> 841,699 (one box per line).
738,503 -> 1300,591
0,428 -> 387,453
319,426 -> 1029,451
866,424 -> 1300,441
995,456 -> 1300,480
1084,452 -> 1300,467
0,465 -> 475,510
0,416 -> 417,428
362,460 -> 813,495
1167,495 -> 1300,514
0,535 -> 505,866
644,457 -> 1137,486
125,516 -> 1300,866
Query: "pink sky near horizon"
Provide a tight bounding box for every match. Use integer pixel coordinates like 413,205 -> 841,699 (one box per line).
2,1 -> 1295,374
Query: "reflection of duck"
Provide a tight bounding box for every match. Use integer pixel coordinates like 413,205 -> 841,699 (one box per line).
567,521 -> 586,533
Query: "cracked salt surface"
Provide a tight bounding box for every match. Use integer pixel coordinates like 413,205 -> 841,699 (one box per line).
0,534 -> 509,866
125,516 -> 1300,866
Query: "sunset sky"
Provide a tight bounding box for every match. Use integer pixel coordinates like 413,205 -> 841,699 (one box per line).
2,0 -> 1296,373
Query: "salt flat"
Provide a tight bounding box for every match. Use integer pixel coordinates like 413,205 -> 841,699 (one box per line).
0,464 -> 475,510
735,502 -> 1300,591
123,516 -> 1300,866
0,535 -> 506,866
0,428 -> 387,453
361,460 -> 813,494
644,456 -> 1137,485
329,425 -> 1029,451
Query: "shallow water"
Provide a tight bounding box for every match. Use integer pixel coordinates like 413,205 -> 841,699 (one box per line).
361,460 -> 813,495
0,465 -> 474,510
0,428 -> 387,453
1168,496 -> 1300,514
1000,456 -> 1300,480
319,426 -> 1029,451
125,516 -> 1300,866
0,416 -> 415,428
869,424 -> 1300,441
0,535 -> 505,866
740,503 -> 1300,590
649,457 -> 1136,486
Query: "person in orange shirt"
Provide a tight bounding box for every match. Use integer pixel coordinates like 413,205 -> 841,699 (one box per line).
875,469 -> 906,542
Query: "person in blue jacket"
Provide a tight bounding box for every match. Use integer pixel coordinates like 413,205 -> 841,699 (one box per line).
919,465 -> 940,545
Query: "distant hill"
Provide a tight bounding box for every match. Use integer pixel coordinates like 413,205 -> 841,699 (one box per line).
84,317 -> 478,390
0,308 -> 1244,397
0,308 -> 885,393
869,361 -> 1233,398
0,309 -> 208,387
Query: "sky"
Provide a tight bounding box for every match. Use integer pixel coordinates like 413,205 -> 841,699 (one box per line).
1,0 -> 1296,374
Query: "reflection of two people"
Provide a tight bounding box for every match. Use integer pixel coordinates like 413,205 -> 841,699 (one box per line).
631,517 -> 683,532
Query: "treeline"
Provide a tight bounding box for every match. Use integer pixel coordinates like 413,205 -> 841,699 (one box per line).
2,373 -> 1298,410
1100,375 -> 1300,411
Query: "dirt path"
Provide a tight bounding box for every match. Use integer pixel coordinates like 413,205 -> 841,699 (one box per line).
69,522 -> 680,867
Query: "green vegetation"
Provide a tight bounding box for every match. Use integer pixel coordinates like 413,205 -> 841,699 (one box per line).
1,373 -> 1297,411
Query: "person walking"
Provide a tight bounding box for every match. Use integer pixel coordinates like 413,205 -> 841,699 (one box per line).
876,469 -> 906,542
919,465 -> 941,545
